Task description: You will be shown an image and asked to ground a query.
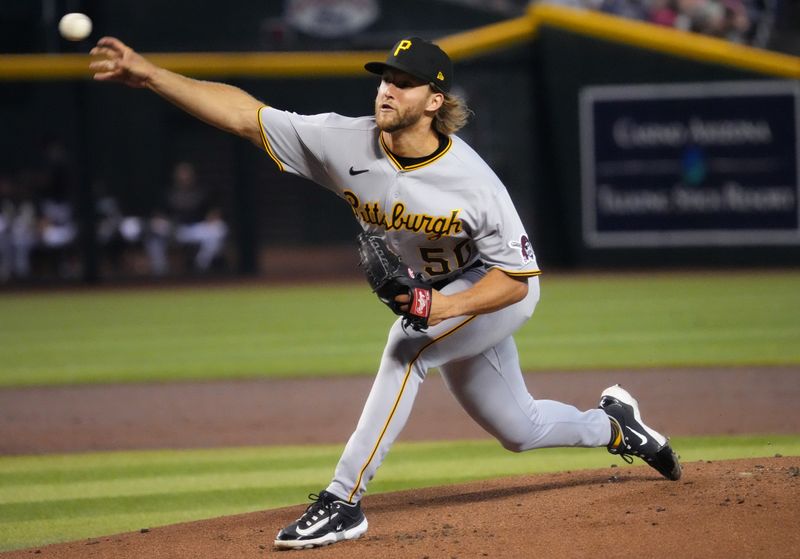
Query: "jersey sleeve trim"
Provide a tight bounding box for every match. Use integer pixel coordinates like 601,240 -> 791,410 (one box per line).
491,267 -> 542,278
257,106 -> 285,172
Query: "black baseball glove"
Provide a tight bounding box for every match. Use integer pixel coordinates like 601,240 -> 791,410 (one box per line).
356,232 -> 432,332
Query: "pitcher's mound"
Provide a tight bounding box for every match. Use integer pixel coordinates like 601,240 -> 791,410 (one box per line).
7,456 -> 799,559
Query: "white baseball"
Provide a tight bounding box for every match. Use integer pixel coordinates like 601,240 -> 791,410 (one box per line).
58,13 -> 93,42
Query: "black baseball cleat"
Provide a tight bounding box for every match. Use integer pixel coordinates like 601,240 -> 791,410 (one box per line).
599,384 -> 682,481
274,490 -> 368,550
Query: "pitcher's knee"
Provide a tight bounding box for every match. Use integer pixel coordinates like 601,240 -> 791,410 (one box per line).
499,437 -> 529,453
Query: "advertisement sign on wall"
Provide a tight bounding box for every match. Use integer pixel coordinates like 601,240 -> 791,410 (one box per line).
580,81 -> 799,247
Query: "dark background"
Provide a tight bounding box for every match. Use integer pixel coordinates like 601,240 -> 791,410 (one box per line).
1,0 -> 798,283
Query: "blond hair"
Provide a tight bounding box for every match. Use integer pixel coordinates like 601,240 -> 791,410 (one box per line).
432,91 -> 472,136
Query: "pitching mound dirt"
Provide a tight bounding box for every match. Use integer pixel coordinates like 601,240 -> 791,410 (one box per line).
5,456 -> 798,559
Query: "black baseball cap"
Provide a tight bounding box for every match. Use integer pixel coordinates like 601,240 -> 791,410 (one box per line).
365,37 -> 453,93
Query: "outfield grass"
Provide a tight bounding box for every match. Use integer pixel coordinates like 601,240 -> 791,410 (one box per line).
0,271 -> 798,386
0,435 -> 798,551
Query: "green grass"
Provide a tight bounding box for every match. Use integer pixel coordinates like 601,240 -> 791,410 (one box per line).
0,435 -> 797,552
1,271 -> 798,387
0,285 -> 394,386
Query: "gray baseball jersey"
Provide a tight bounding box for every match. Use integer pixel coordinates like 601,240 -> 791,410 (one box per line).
258,106 -> 611,502
258,108 -> 539,282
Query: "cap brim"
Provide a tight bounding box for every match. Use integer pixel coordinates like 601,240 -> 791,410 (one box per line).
364,61 -> 388,75
364,61 -> 443,91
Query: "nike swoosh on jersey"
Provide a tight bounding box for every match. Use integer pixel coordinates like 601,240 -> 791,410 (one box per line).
349,167 -> 369,176
626,426 -> 648,445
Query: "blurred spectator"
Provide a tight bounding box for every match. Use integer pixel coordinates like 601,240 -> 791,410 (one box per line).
146,161 -> 228,276
39,197 -> 77,251
601,0 -> 651,20
36,140 -> 78,278
0,174 -> 38,281
649,0 -> 680,25
95,181 -> 123,248
0,139 -> 79,282
534,0 -> 775,45
93,179 -> 135,276
662,0 -> 750,41
0,175 -> 16,281
539,0 -> 605,9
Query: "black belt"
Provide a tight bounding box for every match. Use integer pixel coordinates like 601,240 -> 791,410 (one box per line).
430,260 -> 484,291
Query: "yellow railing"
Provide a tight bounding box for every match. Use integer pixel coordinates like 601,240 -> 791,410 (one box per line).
528,4 -> 799,78
0,4 -> 797,80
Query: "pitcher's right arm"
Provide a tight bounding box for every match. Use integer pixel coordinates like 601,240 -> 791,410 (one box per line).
90,37 -> 264,147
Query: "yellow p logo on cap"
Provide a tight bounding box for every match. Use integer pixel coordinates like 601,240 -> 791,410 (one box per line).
394,40 -> 412,57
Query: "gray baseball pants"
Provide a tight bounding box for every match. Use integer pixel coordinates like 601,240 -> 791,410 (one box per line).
327,269 -> 612,503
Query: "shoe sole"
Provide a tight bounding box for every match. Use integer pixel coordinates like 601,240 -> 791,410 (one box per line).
273,517 -> 368,550
655,445 -> 682,481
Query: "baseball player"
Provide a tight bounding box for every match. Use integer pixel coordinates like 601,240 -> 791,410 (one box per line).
90,36 -> 681,550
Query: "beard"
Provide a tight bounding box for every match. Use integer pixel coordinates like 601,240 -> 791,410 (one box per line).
374,98 -> 427,133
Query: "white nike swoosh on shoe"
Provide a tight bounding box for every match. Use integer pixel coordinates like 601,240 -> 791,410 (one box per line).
295,512 -> 338,537
626,426 -> 648,445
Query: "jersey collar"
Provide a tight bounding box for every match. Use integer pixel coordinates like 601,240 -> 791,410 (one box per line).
379,132 -> 452,171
